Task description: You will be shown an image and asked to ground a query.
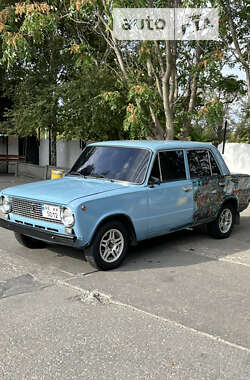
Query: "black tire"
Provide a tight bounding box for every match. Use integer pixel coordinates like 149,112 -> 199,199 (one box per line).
208,204 -> 235,239
84,220 -> 129,270
14,232 -> 46,249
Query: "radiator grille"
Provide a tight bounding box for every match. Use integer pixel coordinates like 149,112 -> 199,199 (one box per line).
12,198 -> 63,225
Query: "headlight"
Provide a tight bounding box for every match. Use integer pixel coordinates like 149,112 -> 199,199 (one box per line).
0,196 -> 12,214
61,207 -> 75,227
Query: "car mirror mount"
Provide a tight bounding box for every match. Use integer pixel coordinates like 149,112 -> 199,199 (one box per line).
148,176 -> 161,187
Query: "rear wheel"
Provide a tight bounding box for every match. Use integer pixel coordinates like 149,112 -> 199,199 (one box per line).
14,232 -> 46,249
209,204 -> 235,239
84,220 -> 129,270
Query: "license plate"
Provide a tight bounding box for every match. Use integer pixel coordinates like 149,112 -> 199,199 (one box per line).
41,204 -> 61,221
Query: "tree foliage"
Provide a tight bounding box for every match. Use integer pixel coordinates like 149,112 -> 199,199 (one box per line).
0,0 -> 248,158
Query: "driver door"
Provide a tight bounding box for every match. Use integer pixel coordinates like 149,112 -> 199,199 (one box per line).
147,150 -> 194,237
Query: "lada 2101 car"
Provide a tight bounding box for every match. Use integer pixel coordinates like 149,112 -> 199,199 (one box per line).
0,141 -> 249,270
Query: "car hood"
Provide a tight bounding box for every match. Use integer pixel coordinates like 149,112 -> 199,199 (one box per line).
2,177 -> 126,205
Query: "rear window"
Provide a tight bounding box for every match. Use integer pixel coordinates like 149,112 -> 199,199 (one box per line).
187,150 -> 211,178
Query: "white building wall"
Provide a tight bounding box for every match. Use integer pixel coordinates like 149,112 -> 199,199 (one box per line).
39,138 -> 84,169
0,136 -> 18,173
0,136 -> 18,155
8,136 -> 18,155
57,140 -> 83,169
218,143 -> 250,175
3,138 -> 250,176
39,140 -> 250,173
39,138 -> 50,166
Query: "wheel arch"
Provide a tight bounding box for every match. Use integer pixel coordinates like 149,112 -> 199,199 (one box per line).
89,213 -> 137,246
218,197 -> 239,223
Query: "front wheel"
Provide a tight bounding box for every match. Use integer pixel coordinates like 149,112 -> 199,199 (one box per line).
84,220 -> 129,270
208,204 -> 235,239
14,232 -> 46,249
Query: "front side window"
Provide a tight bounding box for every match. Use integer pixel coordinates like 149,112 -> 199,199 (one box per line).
149,155 -> 161,182
187,150 -> 211,178
69,146 -> 151,184
159,150 -> 186,182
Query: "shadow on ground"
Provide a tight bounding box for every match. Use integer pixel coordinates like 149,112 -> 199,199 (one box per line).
46,214 -> 250,273
1,175 -> 249,273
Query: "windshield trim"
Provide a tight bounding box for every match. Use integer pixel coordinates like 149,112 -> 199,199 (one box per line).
69,144 -> 153,185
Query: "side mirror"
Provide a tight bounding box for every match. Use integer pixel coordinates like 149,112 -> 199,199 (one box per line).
148,176 -> 161,187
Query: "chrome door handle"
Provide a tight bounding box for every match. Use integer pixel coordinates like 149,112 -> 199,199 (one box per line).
183,187 -> 192,192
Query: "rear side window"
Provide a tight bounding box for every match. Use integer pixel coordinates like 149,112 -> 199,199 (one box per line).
187,150 -> 211,178
159,150 -> 186,182
209,152 -> 221,175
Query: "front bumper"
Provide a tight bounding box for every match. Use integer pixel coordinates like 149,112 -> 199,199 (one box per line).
0,217 -> 77,247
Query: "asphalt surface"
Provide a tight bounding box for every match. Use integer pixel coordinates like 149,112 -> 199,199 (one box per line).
0,174 -> 250,379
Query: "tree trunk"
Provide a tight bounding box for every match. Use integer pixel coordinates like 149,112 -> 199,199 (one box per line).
162,86 -> 174,140
217,120 -> 225,145
146,58 -> 164,139
184,42 -> 201,138
162,42 -> 174,140
149,105 -> 164,139
49,128 -> 51,166
246,66 -> 250,107
224,0 -> 249,106
51,129 -> 57,167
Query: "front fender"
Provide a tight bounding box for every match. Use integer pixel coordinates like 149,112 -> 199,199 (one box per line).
87,211 -> 137,246
69,188 -> 149,245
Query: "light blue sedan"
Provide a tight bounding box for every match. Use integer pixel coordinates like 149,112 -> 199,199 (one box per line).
0,141 -> 249,270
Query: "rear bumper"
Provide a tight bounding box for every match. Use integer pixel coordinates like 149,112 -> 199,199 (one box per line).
0,217 -> 77,247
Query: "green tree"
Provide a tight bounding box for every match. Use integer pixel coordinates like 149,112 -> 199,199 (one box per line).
228,100 -> 250,143
219,0 -> 250,106
0,0 -> 249,146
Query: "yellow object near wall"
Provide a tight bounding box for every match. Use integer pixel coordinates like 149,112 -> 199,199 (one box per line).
51,169 -> 64,180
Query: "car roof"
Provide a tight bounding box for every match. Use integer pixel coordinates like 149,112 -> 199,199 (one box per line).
90,140 -> 213,152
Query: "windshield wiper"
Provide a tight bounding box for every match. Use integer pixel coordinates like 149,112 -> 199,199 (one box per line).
84,173 -> 115,182
69,172 -> 114,182
67,171 -> 84,177
85,173 -> 106,179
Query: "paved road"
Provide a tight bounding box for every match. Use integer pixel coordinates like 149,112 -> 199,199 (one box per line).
0,175 -> 250,379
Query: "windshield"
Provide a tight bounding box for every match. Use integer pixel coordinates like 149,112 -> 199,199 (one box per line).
69,146 -> 151,184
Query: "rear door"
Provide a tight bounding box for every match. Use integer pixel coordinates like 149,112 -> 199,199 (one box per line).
147,150 -> 194,236
187,149 -> 225,224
